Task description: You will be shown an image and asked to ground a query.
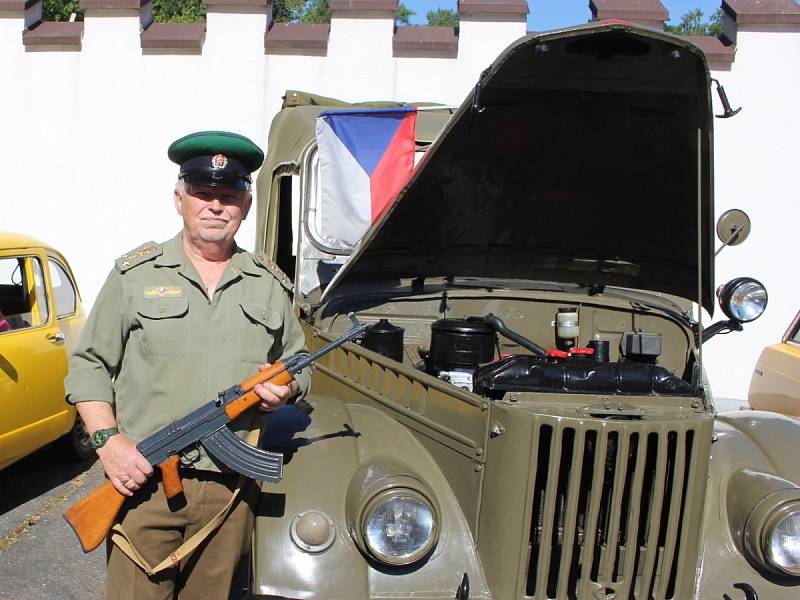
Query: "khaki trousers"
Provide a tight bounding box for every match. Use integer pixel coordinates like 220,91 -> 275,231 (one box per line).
106,471 -> 258,600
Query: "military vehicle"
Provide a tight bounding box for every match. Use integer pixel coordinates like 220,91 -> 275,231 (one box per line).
248,22 -> 799,600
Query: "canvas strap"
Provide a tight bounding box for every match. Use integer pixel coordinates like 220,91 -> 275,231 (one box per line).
109,429 -> 260,576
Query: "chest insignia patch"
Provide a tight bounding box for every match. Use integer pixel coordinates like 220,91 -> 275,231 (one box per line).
144,286 -> 183,298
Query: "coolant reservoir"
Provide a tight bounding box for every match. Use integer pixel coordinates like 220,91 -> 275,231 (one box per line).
555,307 -> 579,351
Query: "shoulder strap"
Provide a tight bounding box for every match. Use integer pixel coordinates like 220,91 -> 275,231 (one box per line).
252,253 -> 294,293
114,242 -> 162,273
109,428 -> 259,575
110,478 -> 244,575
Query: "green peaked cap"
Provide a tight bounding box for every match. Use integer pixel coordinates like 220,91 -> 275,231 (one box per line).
167,131 -> 265,172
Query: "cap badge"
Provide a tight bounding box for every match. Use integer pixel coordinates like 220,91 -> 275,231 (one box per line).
211,153 -> 228,169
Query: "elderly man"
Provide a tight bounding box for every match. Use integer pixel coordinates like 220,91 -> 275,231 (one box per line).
65,131 -> 309,599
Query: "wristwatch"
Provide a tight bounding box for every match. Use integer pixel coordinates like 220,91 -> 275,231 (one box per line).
90,427 -> 120,449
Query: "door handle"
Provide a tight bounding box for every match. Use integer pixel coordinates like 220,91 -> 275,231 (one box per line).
47,332 -> 65,343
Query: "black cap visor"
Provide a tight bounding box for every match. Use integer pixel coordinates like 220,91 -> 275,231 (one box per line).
179,155 -> 252,191
181,169 -> 251,191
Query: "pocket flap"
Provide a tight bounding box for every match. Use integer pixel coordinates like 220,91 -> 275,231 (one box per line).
137,297 -> 189,319
240,303 -> 282,330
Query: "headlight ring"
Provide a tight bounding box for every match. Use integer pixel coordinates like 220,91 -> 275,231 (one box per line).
744,496 -> 800,577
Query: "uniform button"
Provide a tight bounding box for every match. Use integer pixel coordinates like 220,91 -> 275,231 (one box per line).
159,305 -> 165,313
261,311 -> 267,318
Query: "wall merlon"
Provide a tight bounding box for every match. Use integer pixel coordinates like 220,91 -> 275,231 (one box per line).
330,0 -> 397,13
722,0 -> 800,25
23,21 -> 83,46
589,0 -> 669,27
203,0 -> 268,7
681,34 -> 736,67
79,0 -> 145,9
458,0 -> 528,18
0,0 -> 36,10
393,25 -> 457,56
140,22 -> 204,50
265,22 -> 329,54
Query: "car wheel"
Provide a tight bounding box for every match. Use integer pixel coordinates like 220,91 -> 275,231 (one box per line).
56,414 -> 95,460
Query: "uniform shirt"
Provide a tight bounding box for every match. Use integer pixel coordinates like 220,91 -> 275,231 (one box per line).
65,233 -> 310,472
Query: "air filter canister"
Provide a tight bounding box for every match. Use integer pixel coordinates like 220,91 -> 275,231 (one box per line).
428,318 -> 496,374
362,319 -> 405,362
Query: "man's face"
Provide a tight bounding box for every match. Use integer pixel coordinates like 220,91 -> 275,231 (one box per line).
175,183 -> 252,244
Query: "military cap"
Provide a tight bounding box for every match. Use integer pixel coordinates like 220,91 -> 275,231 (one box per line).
168,131 -> 265,191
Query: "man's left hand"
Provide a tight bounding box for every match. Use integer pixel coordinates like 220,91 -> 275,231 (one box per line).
253,362 -> 300,411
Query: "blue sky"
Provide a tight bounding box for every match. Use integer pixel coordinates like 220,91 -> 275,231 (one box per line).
405,0 -> 723,29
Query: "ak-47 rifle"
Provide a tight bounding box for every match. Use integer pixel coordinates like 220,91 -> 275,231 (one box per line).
64,314 -> 367,553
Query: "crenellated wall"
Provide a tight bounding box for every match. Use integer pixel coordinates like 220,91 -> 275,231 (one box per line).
0,0 -> 797,400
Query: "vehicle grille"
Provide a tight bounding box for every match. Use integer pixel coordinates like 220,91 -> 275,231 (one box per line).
524,416 -> 711,600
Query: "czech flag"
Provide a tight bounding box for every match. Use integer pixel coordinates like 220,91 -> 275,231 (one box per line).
315,107 -> 417,249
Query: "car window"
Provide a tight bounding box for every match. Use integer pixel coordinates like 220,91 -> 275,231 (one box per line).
48,259 -> 77,318
0,255 -> 48,333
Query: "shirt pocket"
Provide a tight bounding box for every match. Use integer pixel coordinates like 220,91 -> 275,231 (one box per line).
136,297 -> 189,357
239,303 -> 283,364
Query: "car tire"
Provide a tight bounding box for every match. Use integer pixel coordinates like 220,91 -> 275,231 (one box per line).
56,415 -> 95,460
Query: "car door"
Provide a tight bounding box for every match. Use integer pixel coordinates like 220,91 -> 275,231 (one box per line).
0,248 -> 69,469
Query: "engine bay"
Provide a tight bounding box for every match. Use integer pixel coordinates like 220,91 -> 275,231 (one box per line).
354,299 -> 695,400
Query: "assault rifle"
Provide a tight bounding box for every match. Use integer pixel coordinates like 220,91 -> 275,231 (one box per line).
64,314 -> 367,552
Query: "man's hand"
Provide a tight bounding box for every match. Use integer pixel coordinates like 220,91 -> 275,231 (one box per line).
97,434 -> 154,496
253,362 -> 300,411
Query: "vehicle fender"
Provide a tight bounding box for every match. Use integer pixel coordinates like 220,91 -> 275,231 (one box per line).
251,394 -> 491,599
692,411 -> 800,599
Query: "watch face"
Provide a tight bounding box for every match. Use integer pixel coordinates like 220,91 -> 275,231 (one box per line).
90,430 -> 106,448
90,428 -> 117,448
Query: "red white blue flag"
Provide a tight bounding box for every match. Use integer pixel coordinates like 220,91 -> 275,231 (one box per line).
315,107 -> 417,249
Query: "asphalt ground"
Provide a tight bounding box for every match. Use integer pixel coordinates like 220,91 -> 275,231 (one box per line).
0,447 -> 105,600
0,447 -> 248,600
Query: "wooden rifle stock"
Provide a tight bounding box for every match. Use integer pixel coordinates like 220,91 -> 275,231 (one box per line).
64,360 -> 294,552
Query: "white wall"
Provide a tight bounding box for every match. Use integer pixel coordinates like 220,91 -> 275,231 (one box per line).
706,24 -> 800,400
0,5 -> 796,400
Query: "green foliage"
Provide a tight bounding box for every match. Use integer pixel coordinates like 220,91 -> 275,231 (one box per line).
299,0 -> 331,23
42,0 -> 83,22
425,7 -> 458,27
152,0 -> 206,23
665,8 -> 724,36
273,0 -> 308,22
396,3 -> 415,26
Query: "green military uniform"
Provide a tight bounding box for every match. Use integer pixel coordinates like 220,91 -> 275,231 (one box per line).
65,233 -> 309,471
65,129 -> 295,599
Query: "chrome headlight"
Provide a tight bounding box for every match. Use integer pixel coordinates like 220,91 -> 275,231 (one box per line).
361,490 -> 437,565
717,277 -> 768,323
744,494 -> 800,577
764,507 -> 800,575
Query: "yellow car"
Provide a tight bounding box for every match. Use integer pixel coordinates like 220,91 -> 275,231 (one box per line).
749,309 -> 800,416
0,232 -> 91,469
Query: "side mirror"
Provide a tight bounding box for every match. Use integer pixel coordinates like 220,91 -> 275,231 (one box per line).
715,209 -> 751,256
703,277 -> 768,343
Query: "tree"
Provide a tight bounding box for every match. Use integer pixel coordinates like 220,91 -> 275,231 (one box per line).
425,7 -> 458,27
273,0 -> 308,22
396,2 -> 415,25
299,0 -> 330,23
152,0 -> 206,23
665,8 -> 723,36
43,0 -> 82,21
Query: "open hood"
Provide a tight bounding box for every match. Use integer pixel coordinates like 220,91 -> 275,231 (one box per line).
324,23 -> 715,309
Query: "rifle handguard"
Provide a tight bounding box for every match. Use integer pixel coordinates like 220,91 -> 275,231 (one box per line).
224,361 -> 294,421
